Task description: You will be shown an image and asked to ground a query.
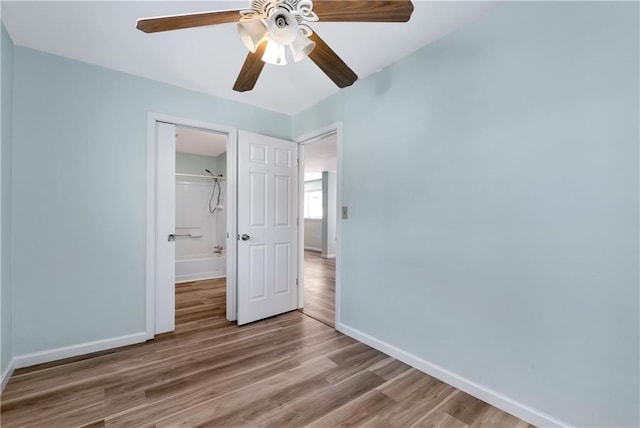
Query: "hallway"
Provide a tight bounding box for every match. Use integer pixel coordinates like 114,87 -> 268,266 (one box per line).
301,250 -> 336,327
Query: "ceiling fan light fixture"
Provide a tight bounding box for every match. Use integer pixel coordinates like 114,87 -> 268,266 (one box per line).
266,8 -> 299,45
262,39 -> 288,65
137,0 -> 416,92
290,32 -> 316,63
237,19 -> 268,53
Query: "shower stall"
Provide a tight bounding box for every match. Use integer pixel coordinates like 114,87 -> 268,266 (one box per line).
174,166 -> 226,283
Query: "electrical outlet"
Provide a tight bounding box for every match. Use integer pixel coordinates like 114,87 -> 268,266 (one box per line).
342,206 -> 349,220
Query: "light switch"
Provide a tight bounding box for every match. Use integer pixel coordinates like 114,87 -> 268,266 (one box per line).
342,206 -> 349,220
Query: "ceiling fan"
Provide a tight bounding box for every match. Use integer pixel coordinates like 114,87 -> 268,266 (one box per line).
136,0 -> 414,92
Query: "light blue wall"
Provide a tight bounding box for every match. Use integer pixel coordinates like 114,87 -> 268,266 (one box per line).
11,47 -> 291,356
304,179 -> 322,192
1,21 -> 14,378
294,2 -> 639,427
176,152 -> 219,177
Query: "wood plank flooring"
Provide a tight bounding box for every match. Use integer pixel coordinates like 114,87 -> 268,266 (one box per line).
301,250 -> 336,327
1,278 -> 534,428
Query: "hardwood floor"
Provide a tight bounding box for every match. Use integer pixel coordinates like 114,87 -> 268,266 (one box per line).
175,278 -> 226,325
1,278 -> 533,428
301,250 -> 336,327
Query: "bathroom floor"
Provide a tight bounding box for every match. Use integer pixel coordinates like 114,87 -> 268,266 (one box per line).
175,278 -> 226,327
301,250 -> 336,327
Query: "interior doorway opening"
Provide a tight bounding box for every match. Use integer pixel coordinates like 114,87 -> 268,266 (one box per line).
174,126 -> 229,328
147,114 -> 238,339
300,133 -> 337,327
148,114 -> 304,335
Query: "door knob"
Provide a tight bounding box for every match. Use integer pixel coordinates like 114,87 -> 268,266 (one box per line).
241,234 -> 250,241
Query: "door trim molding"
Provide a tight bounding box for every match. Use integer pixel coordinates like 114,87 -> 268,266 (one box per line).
294,123 -> 343,327
146,113 -> 238,339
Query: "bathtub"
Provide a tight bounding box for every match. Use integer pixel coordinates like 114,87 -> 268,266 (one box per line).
175,253 -> 226,283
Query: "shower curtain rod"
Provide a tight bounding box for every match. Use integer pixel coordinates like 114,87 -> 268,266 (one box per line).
175,173 -> 225,180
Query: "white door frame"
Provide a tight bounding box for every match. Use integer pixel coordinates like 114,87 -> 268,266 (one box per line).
146,112 -> 238,339
294,123 -> 343,328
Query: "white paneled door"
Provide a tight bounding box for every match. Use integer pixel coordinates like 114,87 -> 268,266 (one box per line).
237,131 -> 299,325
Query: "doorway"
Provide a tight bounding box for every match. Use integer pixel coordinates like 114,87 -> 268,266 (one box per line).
174,126 -> 228,327
147,115 -> 302,336
300,132 -> 338,327
145,114 -> 238,339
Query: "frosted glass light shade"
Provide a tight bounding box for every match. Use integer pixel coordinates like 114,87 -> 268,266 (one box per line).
266,9 -> 299,45
290,33 -> 316,62
262,40 -> 288,65
237,20 -> 267,53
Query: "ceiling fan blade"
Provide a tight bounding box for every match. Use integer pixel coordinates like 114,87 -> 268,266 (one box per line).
308,32 -> 358,88
313,0 -> 414,22
233,42 -> 268,92
136,9 -> 242,33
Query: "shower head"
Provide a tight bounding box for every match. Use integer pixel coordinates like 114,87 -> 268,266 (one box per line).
204,169 -> 214,177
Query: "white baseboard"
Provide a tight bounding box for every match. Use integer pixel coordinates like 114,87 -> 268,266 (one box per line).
304,247 -> 321,252
321,253 -> 336,259
13,332 -> 147,369
336,322 -> 568,428
1,358 -> 15,392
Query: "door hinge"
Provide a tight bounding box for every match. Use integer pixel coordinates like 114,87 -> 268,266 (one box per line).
227,232 -> 229,239
296,278 -> 299,286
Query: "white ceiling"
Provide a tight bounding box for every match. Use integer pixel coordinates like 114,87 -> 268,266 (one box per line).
176,125 -> 227,157
2,1 -> 498,115
304,133 -> 336,181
